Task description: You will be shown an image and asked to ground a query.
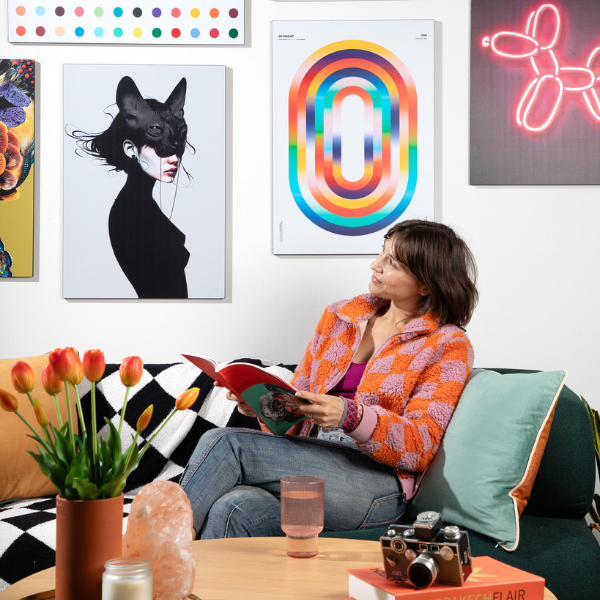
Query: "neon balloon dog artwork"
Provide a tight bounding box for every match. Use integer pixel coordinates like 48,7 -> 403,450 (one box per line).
481,3 -> 600,132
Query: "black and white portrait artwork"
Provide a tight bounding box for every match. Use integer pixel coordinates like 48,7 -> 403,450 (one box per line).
63,64 -> 225,299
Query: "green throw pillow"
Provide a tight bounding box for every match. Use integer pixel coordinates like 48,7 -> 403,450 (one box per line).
405,368 -> 567,551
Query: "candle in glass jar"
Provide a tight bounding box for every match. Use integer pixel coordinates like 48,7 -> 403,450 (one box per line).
102,557 -> 152,600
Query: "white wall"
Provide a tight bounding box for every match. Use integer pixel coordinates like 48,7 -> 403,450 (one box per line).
2,0 -> 600,414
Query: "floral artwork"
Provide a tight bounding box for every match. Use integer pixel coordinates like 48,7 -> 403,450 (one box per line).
0,59 -> 35,277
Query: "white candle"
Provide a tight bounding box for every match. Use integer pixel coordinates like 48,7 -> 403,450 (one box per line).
102,557 -> 152,600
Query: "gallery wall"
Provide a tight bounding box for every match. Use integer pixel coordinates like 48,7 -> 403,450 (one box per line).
1,0 -> 600,413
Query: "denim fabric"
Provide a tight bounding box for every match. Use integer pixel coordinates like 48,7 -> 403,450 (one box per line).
316,427 -> 357,447
179,427 -> 407,539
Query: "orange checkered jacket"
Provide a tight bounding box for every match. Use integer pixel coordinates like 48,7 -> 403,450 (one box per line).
289,294 -> 474,498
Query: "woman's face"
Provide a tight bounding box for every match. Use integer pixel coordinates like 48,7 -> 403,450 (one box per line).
369,238 -> 427,310
138,145 -> 179,183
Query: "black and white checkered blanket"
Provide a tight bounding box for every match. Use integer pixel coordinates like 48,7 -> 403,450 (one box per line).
0,359 -> 295,591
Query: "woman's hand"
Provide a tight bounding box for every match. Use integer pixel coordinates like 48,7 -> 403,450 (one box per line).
292,391 -> 345,430
214,382 -> 255,417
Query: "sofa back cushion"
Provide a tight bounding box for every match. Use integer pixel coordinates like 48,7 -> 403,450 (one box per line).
405,368 -> 568,551
0,353 -> 78,502
493,369 -> 595,519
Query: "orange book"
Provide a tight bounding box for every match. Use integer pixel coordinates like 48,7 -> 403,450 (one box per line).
348,556 -> 545,600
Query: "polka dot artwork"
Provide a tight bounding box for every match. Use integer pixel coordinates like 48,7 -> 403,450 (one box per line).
8,1 -> 244,44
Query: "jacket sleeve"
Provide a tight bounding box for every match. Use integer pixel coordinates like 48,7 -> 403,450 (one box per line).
351,332 -> 473,472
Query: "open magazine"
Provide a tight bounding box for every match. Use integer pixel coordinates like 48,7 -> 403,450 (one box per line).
182,353 -> 310,435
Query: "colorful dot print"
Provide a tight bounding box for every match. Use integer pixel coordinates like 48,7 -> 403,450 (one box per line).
8,1 -> 245,44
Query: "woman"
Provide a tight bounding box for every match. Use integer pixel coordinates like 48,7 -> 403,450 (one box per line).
181,220 -> 478,538
72,76 -> 190,298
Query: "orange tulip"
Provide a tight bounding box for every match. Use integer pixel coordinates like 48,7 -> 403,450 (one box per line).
119,356 -> 144,387
175,387 -> 200,411
70,354 -> 84,385
11,361 -> 35,394
41,364 -> 64,395
33,398 -> 49,429
0,388 -> 18,412
49,348 -> 78,382
82,349 -> 105,383
136,405 -> 154,433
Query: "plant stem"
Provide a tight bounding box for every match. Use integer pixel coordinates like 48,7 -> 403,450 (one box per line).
118,386 -> 131,437
26,391 -> 35,408
63,383 -> 76,455
135,408 -> 177,465
123,431 -> 140,474
72,383 -> 86,436
91,381 -> 99,483
52,393 -> 63,428
15,410 -> 51,454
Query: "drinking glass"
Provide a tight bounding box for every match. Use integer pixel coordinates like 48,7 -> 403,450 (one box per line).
280,475 -> 324,558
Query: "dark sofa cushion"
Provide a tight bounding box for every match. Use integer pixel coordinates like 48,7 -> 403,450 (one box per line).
489,369 -> 595,519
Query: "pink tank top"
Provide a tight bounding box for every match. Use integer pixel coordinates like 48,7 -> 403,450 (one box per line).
329,361 -> 367,401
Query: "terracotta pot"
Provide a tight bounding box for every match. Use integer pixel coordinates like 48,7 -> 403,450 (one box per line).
55,494 -> 124,600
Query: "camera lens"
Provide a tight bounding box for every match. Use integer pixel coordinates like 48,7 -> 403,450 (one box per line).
407,554 -> 438,589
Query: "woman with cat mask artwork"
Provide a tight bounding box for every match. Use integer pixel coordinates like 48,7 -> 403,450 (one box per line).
73,76 -> 191,299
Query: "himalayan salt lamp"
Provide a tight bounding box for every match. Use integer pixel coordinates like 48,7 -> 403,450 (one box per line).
123,481 -> 195,600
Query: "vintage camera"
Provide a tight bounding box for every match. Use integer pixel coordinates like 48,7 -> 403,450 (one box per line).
380,511 -> 472,589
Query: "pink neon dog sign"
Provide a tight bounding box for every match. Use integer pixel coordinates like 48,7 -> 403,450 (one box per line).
482,3 -> 600,132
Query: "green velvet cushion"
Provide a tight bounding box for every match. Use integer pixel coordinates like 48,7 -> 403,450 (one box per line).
404,369 -> 567,551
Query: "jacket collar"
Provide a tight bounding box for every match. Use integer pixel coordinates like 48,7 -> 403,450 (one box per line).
336,294 -> 440,337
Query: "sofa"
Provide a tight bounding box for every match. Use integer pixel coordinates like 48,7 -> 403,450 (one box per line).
0,359 -> 598,600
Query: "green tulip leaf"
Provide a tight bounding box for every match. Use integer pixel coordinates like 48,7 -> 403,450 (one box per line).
25,434 -> 52,457
104,418 -> 122,466
27,450 -> 51,478
101,475 -> 126,499
49,423 -> 74,467
65,449 -> 90,492
100,437 -> 115,484
72,478 -> 102,500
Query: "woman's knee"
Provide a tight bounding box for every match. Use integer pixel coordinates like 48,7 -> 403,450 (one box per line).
201,486 -> 282,539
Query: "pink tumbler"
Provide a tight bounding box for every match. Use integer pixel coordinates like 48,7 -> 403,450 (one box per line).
280,476 -> 324,558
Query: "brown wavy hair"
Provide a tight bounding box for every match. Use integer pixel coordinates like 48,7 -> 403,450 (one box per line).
384,220 -> 478,328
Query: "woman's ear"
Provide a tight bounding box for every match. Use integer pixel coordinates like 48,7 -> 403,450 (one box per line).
420,287 -> 430,296
123,139 -> 138,160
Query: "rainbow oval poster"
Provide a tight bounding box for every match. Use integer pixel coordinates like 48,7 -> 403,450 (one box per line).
273,21 -> 435,254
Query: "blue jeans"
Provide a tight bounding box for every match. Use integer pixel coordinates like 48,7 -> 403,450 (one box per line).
179,427 -> 407,539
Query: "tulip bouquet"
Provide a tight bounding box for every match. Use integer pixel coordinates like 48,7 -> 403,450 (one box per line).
0,348 -> 199,500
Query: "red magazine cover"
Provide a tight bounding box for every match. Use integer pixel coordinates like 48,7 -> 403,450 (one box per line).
348,556 -> 545,600
182,353 -> 310,435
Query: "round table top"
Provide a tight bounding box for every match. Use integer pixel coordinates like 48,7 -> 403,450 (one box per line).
0,537 -> 558,600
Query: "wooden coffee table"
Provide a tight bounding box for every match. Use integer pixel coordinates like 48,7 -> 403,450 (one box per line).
0,537 -> 558,600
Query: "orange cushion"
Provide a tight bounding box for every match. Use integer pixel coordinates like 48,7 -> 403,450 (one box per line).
0,353 -> 79,502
